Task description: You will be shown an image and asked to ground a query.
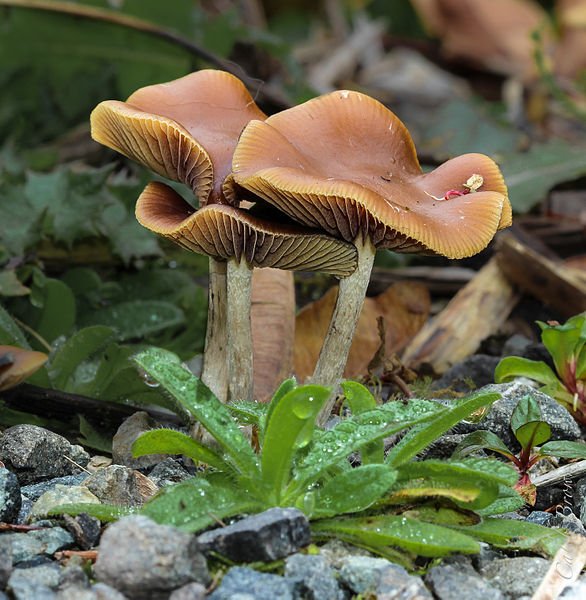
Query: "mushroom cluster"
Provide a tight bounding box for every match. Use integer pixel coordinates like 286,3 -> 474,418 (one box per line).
91,70 -> 357,405
92,70 -> 511,419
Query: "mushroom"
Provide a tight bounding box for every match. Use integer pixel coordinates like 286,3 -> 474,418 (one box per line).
135,181 -> 357,401
232,89 -> 512,418
0,346 -> 48,391
90,70 -> 266,402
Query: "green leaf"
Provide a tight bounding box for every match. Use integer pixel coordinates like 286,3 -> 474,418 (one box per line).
48,503 -> 131,522
48,325 -> 115,389
132,429 -> 231,472
0,270 -> 29,297
78,415 -> 113,453
452,430 -> 514,460
495,357 -> 562,387
227,401 -> 270,428
133,348 -> 260,478
80,300 -> 184,342
539,440 -> 586,459
0,303 -> 29,348
514,421 -> 551,450
312,515 -> 480,557
387,392 -> 501,468
31,278 -> 76,342
308,464 -> 397,519
261,385 -> 329,500
292,399 -> 443,493
501,140 -> 586,212
449,517 -> 566,556
264,377 -> 298,434
341,380 -> 383,464
477,485 -> 525,516
511,394 -> 542,434
141,477 -> 262,533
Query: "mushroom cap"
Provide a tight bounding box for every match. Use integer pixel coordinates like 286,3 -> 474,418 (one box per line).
233,89 -> 511,259
136,181 -> 358,276
91,70 -> 266,205
0,346 -> 48,391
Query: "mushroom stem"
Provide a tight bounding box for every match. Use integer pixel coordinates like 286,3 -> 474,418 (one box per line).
201,257 -> 229,403
226,259 -> 254,402
311,238 -> 376,425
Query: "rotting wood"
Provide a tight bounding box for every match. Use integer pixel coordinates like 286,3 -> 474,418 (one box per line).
496,232 -> 586,317
401,257 -> 519,375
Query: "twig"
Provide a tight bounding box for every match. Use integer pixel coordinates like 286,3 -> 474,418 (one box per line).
533,461 -> 586,488
12,316 -> 52,353
55,549 -> 98,562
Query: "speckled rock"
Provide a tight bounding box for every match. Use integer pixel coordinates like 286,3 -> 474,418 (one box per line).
198,507 -> 310,562
112,412 -> 166,469
4,527 -> 74,564
0,426 -> 89,485
61,513 -> 101,550
480,556 -> 550,598
94,515 -> 209,599
425,559 -> 505,600
148,459 -> 191,488
338,556 -> 432,599
284,553 -> 345,600
29,485 -> 100,520
21,475 -> 88,502
208,567 -> 297,600
7,562 -> 61,599
84,465 -> 158,507
0,537 -> 13,588
168,582 -> 207,600
0,467 -> 21,523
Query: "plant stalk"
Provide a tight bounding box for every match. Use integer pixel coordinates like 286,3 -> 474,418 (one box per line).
311,238 -> 376,425
201,257 -> 228,403
227,259 -> 254,402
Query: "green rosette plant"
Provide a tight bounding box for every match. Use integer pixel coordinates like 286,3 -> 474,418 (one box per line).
52,348 -> 566,568
495,313 -> 586,423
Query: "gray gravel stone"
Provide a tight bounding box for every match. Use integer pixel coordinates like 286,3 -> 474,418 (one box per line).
112,412 -> 166,469
480,556 -> 550,598
21,475 -> 88,502
0,425 -> 89,485
148,458 -> 192,488
284,553 -> 345,600
84,465 -> 158,507
338,556 -> 432,599
62,513 -> 101,550
453,382 -> 580,451
56,583 -> 129,600
208,567 -> 297,600
0,536 -> 13,588
7,563 -> 60,600
561,578 -> 586,599
168,582 -> 207,600
198,507 -> 310,562
0,467 -> 21,523
425,562 -> 505,600
29,485 -> 100,520
94,515 -> 209,599
4,527 -> 74,564
548,512 -> 586,536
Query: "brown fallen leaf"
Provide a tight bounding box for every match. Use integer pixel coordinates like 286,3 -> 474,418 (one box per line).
555,0 -> 586,79
251,268 -> 295,402
411,0 -> 554,81
0,345 -> 48,391
294,281 -> 430,381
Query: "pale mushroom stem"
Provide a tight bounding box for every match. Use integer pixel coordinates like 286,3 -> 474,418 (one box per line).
201,257 -> 229,403
226,258 -> 254,402
311,238 -> 377,425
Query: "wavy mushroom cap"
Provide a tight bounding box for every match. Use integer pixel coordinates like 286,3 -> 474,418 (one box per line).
233,90 -> 511,259
91,70 -> 266,205
136,182 -> 358,276
0,346 -> 48,391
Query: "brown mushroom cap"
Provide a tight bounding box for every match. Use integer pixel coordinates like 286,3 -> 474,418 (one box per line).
233,90 -> 512,259
91,70 -> 266,205
0,346 -> 48,391
136,181 -> 358,276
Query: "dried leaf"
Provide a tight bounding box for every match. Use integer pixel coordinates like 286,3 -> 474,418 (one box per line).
294,281 -> 430,381
0,345 -> 48,391
251,269 -> 295,402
